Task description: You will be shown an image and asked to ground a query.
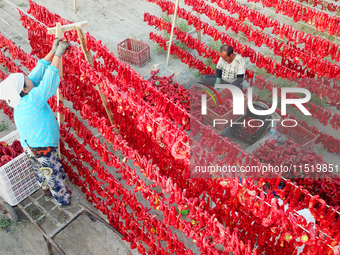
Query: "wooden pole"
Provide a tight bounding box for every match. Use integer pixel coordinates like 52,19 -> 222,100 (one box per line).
74,0 -> 77,11
56,23 -> 64,127
165,0 -> 180,67
56,22 -> 63,157
196,13 -> 201,41
75,26 -> 116,128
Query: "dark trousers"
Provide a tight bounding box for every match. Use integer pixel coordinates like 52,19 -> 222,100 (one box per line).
199,75 -> 242,90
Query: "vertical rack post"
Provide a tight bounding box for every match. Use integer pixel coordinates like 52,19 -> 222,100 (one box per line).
165,0 -> 180,67
56,22 -> 63,157
196,13 -> 201,41
74,0 -> 77,11
75,26 -> 116,129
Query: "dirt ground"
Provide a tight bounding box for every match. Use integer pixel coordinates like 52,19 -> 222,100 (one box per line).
0,0 -> 339,254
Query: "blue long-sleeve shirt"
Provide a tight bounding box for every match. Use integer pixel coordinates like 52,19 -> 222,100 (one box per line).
14,59 -> 60,148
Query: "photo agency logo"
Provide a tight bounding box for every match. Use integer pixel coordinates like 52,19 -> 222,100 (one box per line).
200,84 -> 312,128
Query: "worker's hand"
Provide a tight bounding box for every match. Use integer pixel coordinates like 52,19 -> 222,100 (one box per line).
51,37 -> 61,55
55,41 -> 71,58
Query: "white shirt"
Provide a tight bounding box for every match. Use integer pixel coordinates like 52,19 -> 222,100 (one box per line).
216,54 -> 245,84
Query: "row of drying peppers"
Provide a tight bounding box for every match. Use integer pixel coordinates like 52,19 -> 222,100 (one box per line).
144,13 -> 340,111
147,69 -> 190,112
211,0 -> 340,58
182,0 -> 340,79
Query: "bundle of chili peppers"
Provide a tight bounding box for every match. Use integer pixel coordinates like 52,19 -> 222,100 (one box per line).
0,140 -> 23,167
147,69 -> 190,112
242,117 -> 261,135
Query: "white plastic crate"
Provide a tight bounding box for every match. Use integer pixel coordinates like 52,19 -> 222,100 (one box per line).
0,130 -> 39,206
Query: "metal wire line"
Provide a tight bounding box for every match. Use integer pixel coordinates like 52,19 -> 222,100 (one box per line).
4,0 -> 58,37
0,28 -> 30,54
0,16 -> 30,44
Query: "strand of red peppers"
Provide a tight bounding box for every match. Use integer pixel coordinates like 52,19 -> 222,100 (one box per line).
208,0 -> 340,41
246,0 -> 340,35
59,128 -> 233,254
24,2 -> 192,130
204,0 -> 340,77
245,73 -> 340,111
147,0 -> 299,78
60,148 -> 191,255
149,32 -> 214,75
213,0 -> 340,47
247,78 -> 340,131
297,0 -> 340,11
183,0 -> 340,78
1,37 -> 338,255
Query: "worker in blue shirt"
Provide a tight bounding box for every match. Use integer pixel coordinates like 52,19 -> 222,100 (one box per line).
0,38 -> 72,209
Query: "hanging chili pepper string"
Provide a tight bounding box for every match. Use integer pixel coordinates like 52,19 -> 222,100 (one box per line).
0,28 -> 30,54
252,186 -> 338,247
3,0 -> 58,38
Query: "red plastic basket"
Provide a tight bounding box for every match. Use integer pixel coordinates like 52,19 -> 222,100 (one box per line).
117,39 -> 150,67
277,119 -> 317,150
203,89 -> 246,131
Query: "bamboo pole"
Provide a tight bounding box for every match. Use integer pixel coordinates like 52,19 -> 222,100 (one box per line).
196,13 -> 201,41
165,0 -> 180,67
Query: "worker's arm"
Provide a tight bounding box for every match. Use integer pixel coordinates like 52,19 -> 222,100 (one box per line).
27,59 -> 52,87
27,42 -> 69,107
27,38 -> 61,87
27,64 -> 60,107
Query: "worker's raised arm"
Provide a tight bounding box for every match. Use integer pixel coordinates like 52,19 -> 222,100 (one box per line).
26,41 -> 70,107
27,38 -> 61,87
